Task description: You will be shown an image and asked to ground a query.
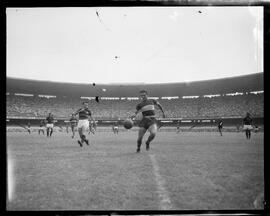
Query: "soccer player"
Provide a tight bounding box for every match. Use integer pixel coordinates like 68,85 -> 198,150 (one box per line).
27,122 -> 31,134
131,90 -> 165,153
69,114 -> 78,138
88,120 -> 96,135
38,119 -> 45,135
112,122 -> 119,134
217,119 -> 223,136
243,112 -> 253,139
236,124 -> 240,133
176,121 -> 181,133
45,113 -> 54,137
73,101 -> 95,147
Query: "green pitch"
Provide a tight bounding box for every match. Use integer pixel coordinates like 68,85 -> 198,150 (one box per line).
6,131 -> 264,210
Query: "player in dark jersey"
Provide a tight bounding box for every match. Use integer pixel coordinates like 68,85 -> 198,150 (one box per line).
131,90 -> 165,153
27,122 -> 31,134
176,121 -> 181,133
69,114 -> 78,138
243,112 -> 253,139
38,120 -> 45,135
45,113 -> 54,137
73,101 -> 95,147
217,119 -> 223,136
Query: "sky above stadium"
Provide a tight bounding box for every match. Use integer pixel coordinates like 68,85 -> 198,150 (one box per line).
6,6 -> 263,84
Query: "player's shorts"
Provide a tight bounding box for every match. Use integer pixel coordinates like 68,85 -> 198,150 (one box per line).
46,123 -> 54,128
39,126 -> 44,130
139,116 -> 157,130
243,125 -> 253,130
113,126 -> 119,130
71,124 -> 76,129
77,119 -> 89,129
218,126 -> 223,129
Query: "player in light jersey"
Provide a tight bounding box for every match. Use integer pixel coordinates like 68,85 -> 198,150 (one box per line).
38,119 -> 45,135
243,112 -> 253,139
131,90 -> 165,153
69,114 -> 78,138
45,113 -> 54,137
73,101 -> 95,147
112,122 -> 119,134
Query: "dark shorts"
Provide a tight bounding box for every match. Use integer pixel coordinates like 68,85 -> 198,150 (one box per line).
139,117 -> 157,130
218,126 -> 222,130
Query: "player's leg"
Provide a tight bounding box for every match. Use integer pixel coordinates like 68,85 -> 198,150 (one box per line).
146,123 -> 157,150
81,121 -> 89,145
50,126 -> 53,137
137,127 -> 147,152
46,126 -> 50,137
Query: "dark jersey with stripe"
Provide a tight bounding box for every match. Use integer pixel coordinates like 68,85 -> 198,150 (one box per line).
69,116 -> 78,126
243,116 -> 252,125
136,99 -> 158,117
46,116 -> 54,124
40,120 -> 45,127
218,121 -> 223,128
75,108 -> 92,120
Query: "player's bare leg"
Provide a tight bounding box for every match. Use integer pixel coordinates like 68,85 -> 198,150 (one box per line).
137,127 -> 147,153
146,124 -> 157,151
81,126 -> 89,145
219,128 -> 222,136
50,128 -> 53,137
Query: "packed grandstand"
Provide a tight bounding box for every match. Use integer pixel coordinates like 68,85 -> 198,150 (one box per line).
6,73 -> 263,123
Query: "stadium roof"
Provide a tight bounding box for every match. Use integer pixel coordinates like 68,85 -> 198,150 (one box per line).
6,73 -> 263,97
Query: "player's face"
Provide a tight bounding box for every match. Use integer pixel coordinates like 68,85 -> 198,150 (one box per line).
139,92 -> 148,101
83,103 -> 89,108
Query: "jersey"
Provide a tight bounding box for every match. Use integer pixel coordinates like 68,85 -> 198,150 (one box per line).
75,108 -> 92,120
243,116 -> 252,125
39,120 -> 45,127
136,99 -> 158,117
69,116 -> 78,126
46,116 -> 54,124
218,121 -> 223,128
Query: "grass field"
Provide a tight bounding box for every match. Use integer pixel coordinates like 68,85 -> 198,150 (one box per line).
6,130 -> 264,210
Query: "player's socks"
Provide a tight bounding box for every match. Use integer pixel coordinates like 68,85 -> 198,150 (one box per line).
137,140 -> 142,153
77,140 -> 83,147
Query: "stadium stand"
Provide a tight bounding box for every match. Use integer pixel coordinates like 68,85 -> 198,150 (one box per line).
6,93 -> 263,119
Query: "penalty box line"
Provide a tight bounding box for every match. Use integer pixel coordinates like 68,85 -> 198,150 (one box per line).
149,153 -> 173,210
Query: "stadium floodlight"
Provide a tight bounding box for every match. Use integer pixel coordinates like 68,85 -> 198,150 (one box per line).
182,96 -> 200,99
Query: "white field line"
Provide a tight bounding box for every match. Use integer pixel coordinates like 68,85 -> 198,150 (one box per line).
149,153 -> 173,210
8,157 -> 15,202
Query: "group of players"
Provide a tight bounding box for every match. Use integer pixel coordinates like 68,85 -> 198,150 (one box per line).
26,90 -> 256,152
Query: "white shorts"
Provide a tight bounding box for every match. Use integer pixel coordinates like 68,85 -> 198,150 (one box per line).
77,119 -> 89,129
46,123 -> 54,128
243,125 -> 253,130
39,127 -> 44,130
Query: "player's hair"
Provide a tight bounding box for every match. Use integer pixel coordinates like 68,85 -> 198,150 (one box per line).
139,90 -> 148,95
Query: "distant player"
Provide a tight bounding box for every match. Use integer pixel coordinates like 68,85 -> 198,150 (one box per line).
236,124 -> 240,133
66,121 -> 69,133
27,122 -> 31,134
69,114 -> 78,138
130,90 -> 165,153
217,119 -> 223,136
243,112 -> 253,139
45,113 -> 54,137
112,122 -> 119,134
38,120 -> 45,135
88,120 -> 96,135
254,125 -> 259,133
176,121 -> 181,133
73,101 -> 96,147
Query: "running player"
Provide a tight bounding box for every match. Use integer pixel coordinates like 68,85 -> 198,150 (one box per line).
38,119 -> 45,135
69,114 -> 78,138
112,122 -> 119,134
73,101 -> 95,147
45,113 -> 54,137
130,90 -> 165,153
218,119 -> 223,136
243,112 -> 253,139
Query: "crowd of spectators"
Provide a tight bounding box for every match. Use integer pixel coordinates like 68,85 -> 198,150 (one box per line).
6,93 -> 263,119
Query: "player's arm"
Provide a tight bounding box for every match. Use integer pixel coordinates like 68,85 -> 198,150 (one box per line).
156,101 -> 166,118
73,108 -> 82,116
